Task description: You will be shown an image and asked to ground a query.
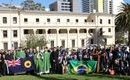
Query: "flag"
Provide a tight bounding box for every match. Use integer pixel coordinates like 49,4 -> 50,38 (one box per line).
6,59 -> 25,74
22,57 -> 35,72
68,60 -> 97,75
7,59 -> 21,67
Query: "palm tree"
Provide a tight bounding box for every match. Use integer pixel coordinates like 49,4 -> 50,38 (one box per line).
115,3 -> 130,45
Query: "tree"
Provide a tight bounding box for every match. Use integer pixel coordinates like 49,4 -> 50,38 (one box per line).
22,35 -> 47,49
21,0 -> 45,10
115,3 -> 130,45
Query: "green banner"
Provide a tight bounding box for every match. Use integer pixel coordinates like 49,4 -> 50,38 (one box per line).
68,60 -> 97,75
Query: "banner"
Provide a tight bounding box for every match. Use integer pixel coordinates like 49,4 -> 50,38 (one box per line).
6,59 -> 25,74
68,60 -> 97,75
6,58 -> 34,74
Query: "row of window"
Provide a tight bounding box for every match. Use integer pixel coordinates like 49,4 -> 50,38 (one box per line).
1,17 -> 112,24
3,42 -> 18,50
2,28 -> 111,38
3,30 -> 17,38
50,39 -> 85,48
3,17 -> 17,24
100,19 -> 111,24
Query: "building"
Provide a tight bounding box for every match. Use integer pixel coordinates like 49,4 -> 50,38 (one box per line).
0,8 -> 115,50
82,0 -> 94,13
49,0 -> 81,13
103,0 -> 113,14
112,0 -> 124,14
49,0 -> 115,14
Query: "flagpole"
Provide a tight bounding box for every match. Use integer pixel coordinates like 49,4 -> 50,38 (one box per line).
10,0 -> 13,50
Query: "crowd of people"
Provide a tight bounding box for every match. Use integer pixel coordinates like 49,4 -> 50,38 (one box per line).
0,45 -> 130,76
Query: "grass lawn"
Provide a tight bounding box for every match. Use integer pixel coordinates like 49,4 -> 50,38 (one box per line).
0,74 -> 130,80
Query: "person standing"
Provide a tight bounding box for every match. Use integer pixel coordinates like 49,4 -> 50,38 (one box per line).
0,51 -> 6,76
15,48 -> 26,59
43,47 -> 51,74
34,47 -> 44,75
50,47 -> 59,74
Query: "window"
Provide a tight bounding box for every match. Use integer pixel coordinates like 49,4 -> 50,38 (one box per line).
108,28 -> 111,32
51,40 -> 54,48
72,39 -> 75,48
57,19 -> 60,22
108,19 -> 111,24
67,19 -> 70,22
84,19 -> 87,23
61,40 -> 65,48
104,38 -> 107,45
47,18 -> 50,22
14,42 -> 18,49
36,18 -> 39,22
81,39 -> 85,47
89,29 -> 94,33
24,18 -> 28,22
90,39 -> 93,44
100,19 -> 102,24
3,17 -> 7,24
76,19 -> 79,23
100,28 -> 103,35
13,17 -> 17,24
24,29 -> 29,34
13,30 -> 17,37
3,42 -> 8,50
3,30 -> 7,38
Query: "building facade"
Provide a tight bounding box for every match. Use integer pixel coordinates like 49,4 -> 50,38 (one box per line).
82,0 -> 94,13
0,8 -> 115,50
49,0 -> 114,14
49,0 -> 81,13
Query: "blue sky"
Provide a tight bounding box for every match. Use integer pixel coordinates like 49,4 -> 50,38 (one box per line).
0,0 -> 129,8
0,0 -> 56,8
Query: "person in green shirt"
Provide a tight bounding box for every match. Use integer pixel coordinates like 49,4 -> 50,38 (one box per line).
15,48 -> 26,59
34,47 -> 44,75
42,47 -> 51,74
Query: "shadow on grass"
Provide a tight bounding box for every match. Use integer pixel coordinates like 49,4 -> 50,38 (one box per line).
85,74 -> 130,80
34,74 -> 80,80
33,74 -> 130,80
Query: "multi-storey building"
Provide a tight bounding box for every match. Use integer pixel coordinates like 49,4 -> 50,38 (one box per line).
0,8 -> 115,50
49,0 -> 114,14
49,0 -> 81,13
82,0 -> 94,13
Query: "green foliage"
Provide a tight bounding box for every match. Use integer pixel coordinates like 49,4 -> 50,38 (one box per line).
25,35 -> 47,49
115,32 -> 128,44
21,0 -> 45,11
115,2 -> 130,45
115,3 -> 130,32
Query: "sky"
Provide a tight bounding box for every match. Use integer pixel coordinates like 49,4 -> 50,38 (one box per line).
0,0 -> 129,10
0,0 -> 56,8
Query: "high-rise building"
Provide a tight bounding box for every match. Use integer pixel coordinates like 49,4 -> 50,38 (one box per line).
50,0 -> 120,14
104,0 -> 113,14
82,0 -> 94,13
49,0 -> 81,13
